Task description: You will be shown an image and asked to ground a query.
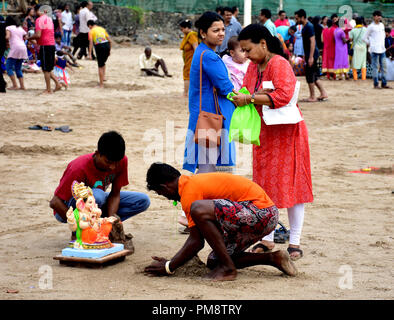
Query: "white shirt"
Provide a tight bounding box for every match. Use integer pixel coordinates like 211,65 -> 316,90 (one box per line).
61,10 -> 73,31
139,53 -> 161,69
79,7 -> 97,33
363,22 -> 386,54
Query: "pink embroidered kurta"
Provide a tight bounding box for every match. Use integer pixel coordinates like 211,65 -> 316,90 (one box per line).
242,55 -> 313,208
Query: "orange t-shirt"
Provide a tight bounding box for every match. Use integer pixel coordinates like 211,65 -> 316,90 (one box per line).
178,173 -> 275,228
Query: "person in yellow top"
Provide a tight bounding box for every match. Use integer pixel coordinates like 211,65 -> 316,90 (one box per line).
87,20 -> 112,88
179,19 -> 199,96
144,162 -> 297,281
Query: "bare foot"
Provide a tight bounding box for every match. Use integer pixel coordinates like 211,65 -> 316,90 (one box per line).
19,87 -> 26,90
40,90 -> 52,95
271,250 -> 297,276
203,265 -> 237,281
54,85 -> 62,92
8,86 -> 18,90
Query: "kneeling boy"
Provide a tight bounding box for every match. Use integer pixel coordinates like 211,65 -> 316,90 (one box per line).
144,163 -> 297,281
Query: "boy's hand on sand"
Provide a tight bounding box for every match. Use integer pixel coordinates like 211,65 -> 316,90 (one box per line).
144,256 -> 168,276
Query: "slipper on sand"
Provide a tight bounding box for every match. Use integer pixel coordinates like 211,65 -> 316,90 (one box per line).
28,125 -> 53,131
287,247 -> 303,261
55,125 -> 72,133
317,97 -> 328,101
250,242 -> 272,253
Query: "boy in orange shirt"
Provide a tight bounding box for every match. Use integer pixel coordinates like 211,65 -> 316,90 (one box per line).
144,163 -> 297,281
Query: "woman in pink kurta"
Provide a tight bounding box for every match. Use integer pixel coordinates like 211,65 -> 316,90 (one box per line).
232,24 -> 313,260
322,19 -> 336,79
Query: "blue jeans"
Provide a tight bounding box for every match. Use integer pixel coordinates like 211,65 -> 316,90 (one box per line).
54,188 -> 150,223
371,52 -> 387,87
6,57 -> 23,78
62,29 -> 72,47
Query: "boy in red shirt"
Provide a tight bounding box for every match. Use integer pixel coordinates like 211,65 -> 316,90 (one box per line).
50,131 -> 150,246
144,163 -> 297,281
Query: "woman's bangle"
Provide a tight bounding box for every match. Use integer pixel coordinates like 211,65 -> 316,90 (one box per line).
165,260 -> 175,275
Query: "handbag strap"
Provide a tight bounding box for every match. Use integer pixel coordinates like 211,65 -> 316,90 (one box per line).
199,50 -> 223,116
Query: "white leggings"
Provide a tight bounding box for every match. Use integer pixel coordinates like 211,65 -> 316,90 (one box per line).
262,203 -> 305,246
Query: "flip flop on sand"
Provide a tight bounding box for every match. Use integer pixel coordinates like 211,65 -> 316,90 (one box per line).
55,126 -> 72,133
28,125 -> 53,131
287,247 -> 303,261
317,97 -> 328,101
250,242 -> 272,253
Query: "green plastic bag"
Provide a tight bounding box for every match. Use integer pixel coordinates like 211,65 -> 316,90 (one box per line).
227,87 -> 261,146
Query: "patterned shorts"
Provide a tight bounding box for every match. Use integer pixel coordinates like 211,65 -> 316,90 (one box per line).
208,199 -> 279,261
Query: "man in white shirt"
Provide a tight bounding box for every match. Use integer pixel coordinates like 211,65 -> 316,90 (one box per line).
139,47 -> 172,77
61,4 -> 73,46
363,10 -> 390,89
78,1 -> 97,59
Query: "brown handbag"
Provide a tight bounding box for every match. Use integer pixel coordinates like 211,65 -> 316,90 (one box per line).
194,50 -> 225,148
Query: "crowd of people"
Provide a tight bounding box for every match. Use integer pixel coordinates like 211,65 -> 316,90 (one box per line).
2,3 -> 392,281
0,1 -> 111,93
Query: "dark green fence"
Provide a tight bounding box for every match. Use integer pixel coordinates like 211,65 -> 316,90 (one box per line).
95,0 -> 394,18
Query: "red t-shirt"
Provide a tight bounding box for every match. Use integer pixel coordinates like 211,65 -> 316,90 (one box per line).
54,153 -> 129,202
35,14 -> 55,46
274,19 -> 290,27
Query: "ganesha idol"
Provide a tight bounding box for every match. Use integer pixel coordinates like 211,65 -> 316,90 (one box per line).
66,181 -> 117,249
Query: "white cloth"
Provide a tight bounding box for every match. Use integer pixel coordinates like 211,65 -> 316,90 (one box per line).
79,7 -> 97,33
139,53 -> 161,69
362,22 -> 386,54
262,203 -> 305,246
61,11 -> 73,31
261,81 -> 303,125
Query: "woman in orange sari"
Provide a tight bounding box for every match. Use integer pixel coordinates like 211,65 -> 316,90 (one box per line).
179,19 -> 198,97
231,24 -> 313,261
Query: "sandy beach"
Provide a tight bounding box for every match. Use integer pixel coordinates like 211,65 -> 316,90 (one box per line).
0,45 -> 393,300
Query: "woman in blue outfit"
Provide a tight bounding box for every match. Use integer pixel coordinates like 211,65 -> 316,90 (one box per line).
183,11 -> 236,174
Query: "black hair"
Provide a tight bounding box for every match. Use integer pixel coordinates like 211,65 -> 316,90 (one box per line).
331,13 -> 338,20
215,6 -> 223,15
312,15 -> 321,25
295,9 -> 307,19
97,131 -> 125,162
278,10 -> 286,16
232,6 -> 238,12
385,27 -> 391,34
195,11 -> 224,39
34,4 -> 41,12
222,7 -> 233,14
260,8 -> 271,19
355,17 -> 363,25
56,50 -> 64,56
87,19 -> 96,27
5,16 -> 18,27
289,25 -> 297,32
227,36 -> 240,51
327,19 -> 333,28
373,10 -> 382,17
55,32 -> 62,39
179,19 -> 192,29
81,1 -> 88,8
238,24 -> 286,58
146,162 -> 181,191
75,4 -> 81,13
